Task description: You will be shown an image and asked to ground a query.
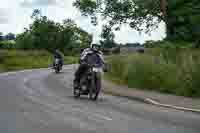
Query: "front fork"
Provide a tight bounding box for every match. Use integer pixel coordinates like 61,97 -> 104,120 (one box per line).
90,72 -> 101,93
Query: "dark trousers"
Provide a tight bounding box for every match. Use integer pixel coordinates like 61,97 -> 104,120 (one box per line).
74,64 -> 89,83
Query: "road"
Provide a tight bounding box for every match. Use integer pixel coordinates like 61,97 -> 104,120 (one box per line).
0,65 -> 200,133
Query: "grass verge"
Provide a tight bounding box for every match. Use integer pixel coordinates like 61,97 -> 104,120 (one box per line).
106,48 -> 200,98
0,49 -> 78,72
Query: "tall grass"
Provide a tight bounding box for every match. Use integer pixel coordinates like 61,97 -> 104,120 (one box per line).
0,50 -> 78,72
107,48 -> 200,97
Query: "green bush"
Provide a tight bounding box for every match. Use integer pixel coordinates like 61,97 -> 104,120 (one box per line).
107,48 -> 200,97
0,41 -> 16,49
144,40 -> 195,49
127,55 -> 180,92
64,56 -> 78,64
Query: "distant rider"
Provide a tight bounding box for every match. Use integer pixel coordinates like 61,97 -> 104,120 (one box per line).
53,49 -> 64,68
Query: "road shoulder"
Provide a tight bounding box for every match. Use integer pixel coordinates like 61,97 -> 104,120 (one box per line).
102,79 -> 200,114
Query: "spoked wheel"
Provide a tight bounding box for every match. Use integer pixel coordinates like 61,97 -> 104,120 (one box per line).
73,82 -> 80,98
55,69 -> 59,73
73,88 -> 80,98
55,66 -> 60,73
89,73 -> 100,101
89,88 -> 98,101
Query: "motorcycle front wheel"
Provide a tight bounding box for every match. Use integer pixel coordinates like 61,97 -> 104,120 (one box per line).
55,65 -> 61,73
73,84 -> 81,98
89,72 -> 101,101
72,78 -> 80,98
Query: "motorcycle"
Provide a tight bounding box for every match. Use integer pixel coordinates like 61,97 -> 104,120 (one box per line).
54,58 -> 62,73
73,64 -> 103,100
73,52 -> 104,101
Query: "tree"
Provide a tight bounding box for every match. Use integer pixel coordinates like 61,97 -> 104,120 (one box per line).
0,32 -> 3,41
16,9 -> 92,54
16,31 -> 34,49
74,0 -> 165,32
166,0 -> 200,41
31,9 -> 41,19
0,32 -> 3,48
101,25 -> 115,41
63,19 -> 77,27
74,0 -> 200,42
5,33 -> 15,40
100,25 -> 116,48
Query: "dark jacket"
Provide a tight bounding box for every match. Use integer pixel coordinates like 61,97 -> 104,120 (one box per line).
54,50 -> 63,59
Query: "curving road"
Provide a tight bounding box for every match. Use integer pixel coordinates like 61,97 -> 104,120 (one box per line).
0,65 -> 200,133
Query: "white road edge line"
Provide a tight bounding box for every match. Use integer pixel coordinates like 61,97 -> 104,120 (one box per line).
145,98 -> 200,113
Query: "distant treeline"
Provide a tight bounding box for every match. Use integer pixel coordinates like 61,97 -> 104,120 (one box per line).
0,33 -> 15,41
0,9 -> 92,56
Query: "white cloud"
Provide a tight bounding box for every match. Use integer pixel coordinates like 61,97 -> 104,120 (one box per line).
20,0 -> 58,7
0,0 -> 166,43
114,22 -> 166,44
0,8 -> 10,24
0,0 -> 33,34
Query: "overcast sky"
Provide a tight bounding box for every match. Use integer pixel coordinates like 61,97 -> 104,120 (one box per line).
0,0 -> 166,44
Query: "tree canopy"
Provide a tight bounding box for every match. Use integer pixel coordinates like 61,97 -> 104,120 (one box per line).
100,25 -> 117,48
167,0 -> 200,42
16,9 -> 92,55
73,0 -> 165,32
0,32 -> 3,41
74,0 -> 200,42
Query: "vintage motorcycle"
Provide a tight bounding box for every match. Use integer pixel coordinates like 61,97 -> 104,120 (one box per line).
73,53 -> 104,100
54,58 -> 62,73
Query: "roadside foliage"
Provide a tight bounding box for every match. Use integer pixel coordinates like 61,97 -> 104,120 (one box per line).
107,46 -> 200,97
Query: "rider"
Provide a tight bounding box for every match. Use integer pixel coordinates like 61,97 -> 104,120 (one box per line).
74,44 -> 105,89
53,49 -> 64,67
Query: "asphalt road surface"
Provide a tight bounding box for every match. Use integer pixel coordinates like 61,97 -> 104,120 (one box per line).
0,65 -> 200,133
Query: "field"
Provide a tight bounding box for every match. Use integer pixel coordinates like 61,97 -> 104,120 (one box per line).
0,50 -> 78,72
